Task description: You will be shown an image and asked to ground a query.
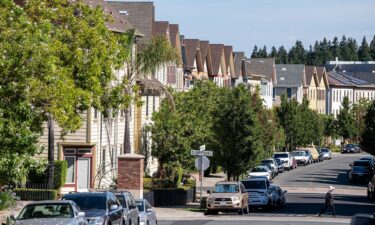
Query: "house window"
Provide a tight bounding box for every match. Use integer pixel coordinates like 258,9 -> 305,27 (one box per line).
287,88 -> 292,98
64,148 -> 76,154
65,156 -> 75,184
273,87 -> 276,99
94,109 -> 98,119
153,95 -> 156,112
102,147 -> 106,165
78,149 -> 91,154
146,94 -> 149,116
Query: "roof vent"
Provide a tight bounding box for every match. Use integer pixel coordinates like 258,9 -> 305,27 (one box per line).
372,70 -> 375,73
280,77 -> 285,81
119,10 -> 128,15
342,70 -> 346,73
281,67 -> 286,71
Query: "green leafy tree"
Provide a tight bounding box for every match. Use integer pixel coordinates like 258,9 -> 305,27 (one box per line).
361,101 -> 375,155
358,36 -> 372,61
352,99 -> 371,143
211,85 -> 262,180
322,114 -> 338,145
336,96 -> 355,143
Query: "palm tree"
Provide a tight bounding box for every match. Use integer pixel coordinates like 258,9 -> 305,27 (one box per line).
121,32 -> 179,154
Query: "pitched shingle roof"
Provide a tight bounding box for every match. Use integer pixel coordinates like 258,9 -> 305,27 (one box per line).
168,24 -> 179,49
84,0 -> 136,33
328,70 -> 375,88
184,39 -> 200,69
105,1 -> 154,43
245,58 -> 275,82
316,66 -> 327,85
233,52 -> 245,79
224,46 -> 233,72
325,64 -> 375,84
275,64 -> 305,87
153,21 -> 169,38
199,41 -> 209,61
305,66 -> 316,86
209,44 -> 225,76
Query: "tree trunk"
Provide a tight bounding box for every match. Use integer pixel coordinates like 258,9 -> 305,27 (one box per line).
123,106 -> 131,154
47,115 -> 55,189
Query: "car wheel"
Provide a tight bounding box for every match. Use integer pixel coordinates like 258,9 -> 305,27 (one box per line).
368,190 -> 371,199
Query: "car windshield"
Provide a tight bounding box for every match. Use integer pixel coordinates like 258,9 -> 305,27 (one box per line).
252,167 -> 267,172
18,203 -> 73,220
274,153 -> 288,158
213,184 -> 239,193
292,151 -> 305,156
115,195 -> 127,208
63,195 -> 106,210
321,149 -> 329,152
262,160 -> 273,164
353,161 -> 369,167
135,201 -> 144,212
360,157 -> 373,161
353,166 -> 369,172
346,144 -> 355,148
241,180 -> 266,189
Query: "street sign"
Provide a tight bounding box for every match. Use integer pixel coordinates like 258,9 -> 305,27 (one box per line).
195,156 -> 210,171
200,145 -> 206,151
191,150 -> 213,156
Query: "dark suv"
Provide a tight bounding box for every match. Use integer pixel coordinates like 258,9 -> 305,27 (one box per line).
63,192 -> 123,225
113,191 -> 139,225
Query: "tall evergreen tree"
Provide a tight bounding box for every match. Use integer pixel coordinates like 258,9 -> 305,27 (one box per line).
288,40 -> 307,64
370,35 -> 375,60
347,38 -> 359,61
306,45 -> 316,66
269,46 -> 278,58
331,36 -> 341,59
339,35 -> 350,60
260,45 -> 268,58
251,45 -> 259,58
358,36 -> 372,61
277,46 -> 288,64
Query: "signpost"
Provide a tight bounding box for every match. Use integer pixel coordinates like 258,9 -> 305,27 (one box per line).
191,145 -> 213,209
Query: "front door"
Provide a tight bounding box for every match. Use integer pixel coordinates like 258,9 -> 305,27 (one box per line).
77,158 -> 90,192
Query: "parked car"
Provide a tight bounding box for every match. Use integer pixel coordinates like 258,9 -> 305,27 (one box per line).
349,166 -> 372,183
367,175 -> 375,200
114,191 -> 139,225
241,177 -> 272,209
206,181 -> 249,215
273,152 -> 293,171
317,149 -> 325,162
10,200 -> 87,225
303,150 -> 313,164
274,158 -> 285,173
292,151 -> 309,166
260,162 -> 277,178
63,192 -> 123,225
268,184 -> 287,208
135,199 -> 157,225
342,144 -> 360,153
351,160 -> 375,175
320,148 -> 332,160
261,158 -> 279,176
360,156 -> 375,168
301,146 -> 320,163
248,166 -> 272,180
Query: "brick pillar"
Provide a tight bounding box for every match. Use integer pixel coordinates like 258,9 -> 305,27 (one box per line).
117,154 -> 145,198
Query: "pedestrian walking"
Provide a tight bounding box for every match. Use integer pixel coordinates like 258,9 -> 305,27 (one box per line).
318,186 -> 336,217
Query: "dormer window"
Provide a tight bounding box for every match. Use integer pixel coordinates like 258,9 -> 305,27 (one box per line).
281,68 -> 286,71
280,77 -> 285,81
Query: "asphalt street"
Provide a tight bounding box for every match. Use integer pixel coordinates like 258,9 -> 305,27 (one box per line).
158,153 -> 375,225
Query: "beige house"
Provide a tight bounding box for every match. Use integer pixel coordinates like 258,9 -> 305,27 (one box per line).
199,40 -> 210,79
224,46 -> 235,88
316,67 -> 329,114
209,44 -> 227,87
304,66 -> 319,111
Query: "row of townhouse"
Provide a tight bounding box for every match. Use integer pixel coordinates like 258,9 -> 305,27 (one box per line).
30,0 -> 375,194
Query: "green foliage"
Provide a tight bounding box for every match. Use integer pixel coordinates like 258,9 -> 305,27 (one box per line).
337,96 -> 355,142
361,101 -> 375,155
352,99 -> 371,143
143,178 -> 153,189
53,160 -> 67,189
0,190 -> 17,210
14,188 -> 57,201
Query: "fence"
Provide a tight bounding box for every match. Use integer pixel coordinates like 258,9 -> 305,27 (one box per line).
9,182 -> 57,201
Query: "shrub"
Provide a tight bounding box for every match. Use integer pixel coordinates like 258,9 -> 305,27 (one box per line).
0,190 -> 17,210
143,178 -> 152,189
14,188 -> 57,201
53,160 -> 67,189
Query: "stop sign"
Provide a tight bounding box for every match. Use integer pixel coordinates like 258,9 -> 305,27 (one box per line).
195,156 -> 210,171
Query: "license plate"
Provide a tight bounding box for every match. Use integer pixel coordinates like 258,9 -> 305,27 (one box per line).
220,201 -> 226,206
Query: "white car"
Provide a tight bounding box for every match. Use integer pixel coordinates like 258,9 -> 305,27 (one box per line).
273,152 -> 293,170
248,166 -> 272,180
136,199 -> 157,225
292,150 -> 309,166
241,177 -> 272,208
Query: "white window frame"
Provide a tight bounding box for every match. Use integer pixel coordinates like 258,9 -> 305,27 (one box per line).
65,156 -> 76,184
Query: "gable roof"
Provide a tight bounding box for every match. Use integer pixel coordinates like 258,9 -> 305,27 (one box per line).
275,64 -> 305,87
305,66 -> 317,86
224,46 -> 233,71
199,41 -> 210,61
153,21 -> 169,37
325,64 -> 375,84
83,0 -> 137,34
168,24 -> 179,48
244,58 -> 275,82
233,52 -> 245,79
184,39 -> 200,69
328,70 -> 375,88
209,44 -> 225,76
316,66 -> 329,88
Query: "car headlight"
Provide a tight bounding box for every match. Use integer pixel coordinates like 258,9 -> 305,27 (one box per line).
207,196 -> 215,202
139,215 -> 147,222
89,217 -> 105,225
232,196 -> 240,201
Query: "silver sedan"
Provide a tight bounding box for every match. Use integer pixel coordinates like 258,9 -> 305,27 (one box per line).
10,200 -> 87,225
135,199 -> 157,225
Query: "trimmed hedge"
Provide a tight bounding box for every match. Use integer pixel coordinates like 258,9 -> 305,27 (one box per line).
53,160 -> 67,189
144,178 -> 152,189
14,188 -> 58,201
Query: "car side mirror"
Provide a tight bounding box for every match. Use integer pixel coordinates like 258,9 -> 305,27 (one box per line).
351,213 -> 375,225
207,190 -> 211,194
110,204 -> 119,211
9,215 -> 16,221
146,208 -> 153,213
284,190 -> 288,194
77,212 -> 85,218
349,164 -> 353,167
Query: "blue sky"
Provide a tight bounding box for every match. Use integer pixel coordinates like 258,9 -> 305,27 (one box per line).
135,0 -> 375,55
